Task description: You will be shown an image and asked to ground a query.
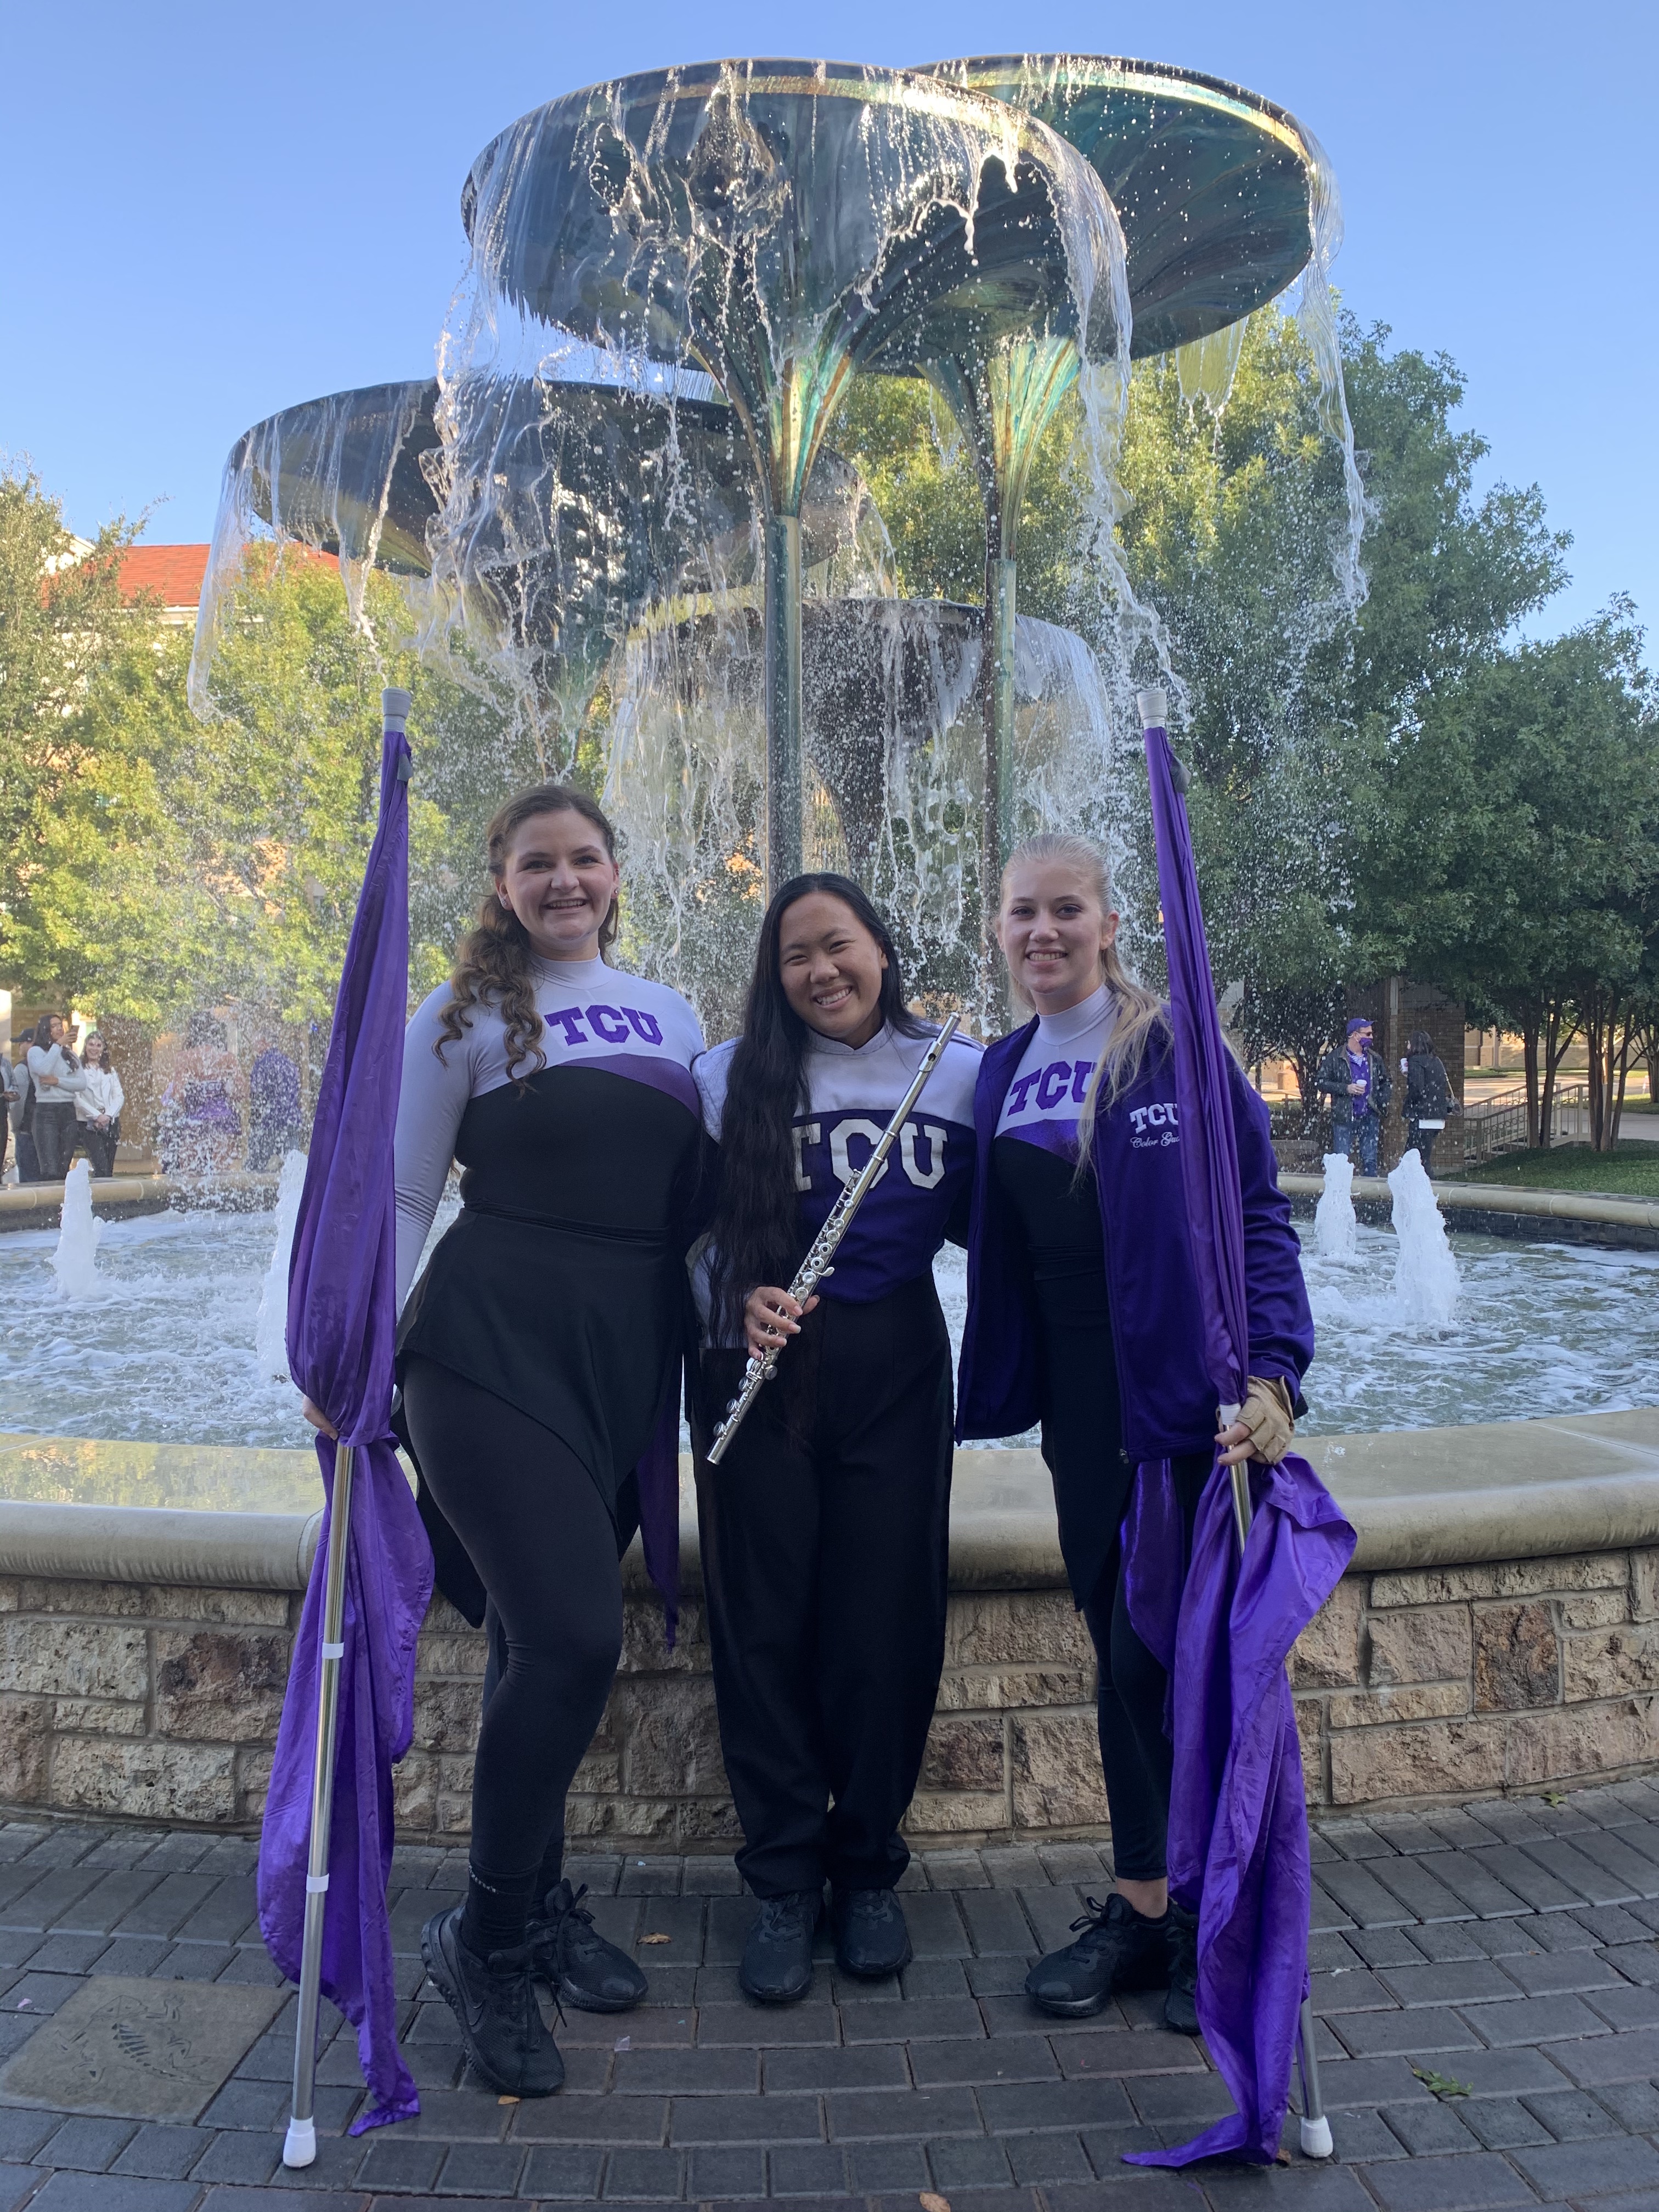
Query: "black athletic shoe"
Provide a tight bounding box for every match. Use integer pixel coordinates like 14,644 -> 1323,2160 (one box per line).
1024,1892 -> 1170,2019
739,1889 -> 823,2005
1164,1899 -> 1200,2034
421,1905 -> 565,2095
831,1887 -> 912,1979
529,1881 -> 647,2013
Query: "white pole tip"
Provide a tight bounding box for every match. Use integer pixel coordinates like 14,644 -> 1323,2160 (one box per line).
381,688 -> 413,735
283,2117 -> 318,2168
1136,686 -> 1169,731
1300,2115 -> 1334,2159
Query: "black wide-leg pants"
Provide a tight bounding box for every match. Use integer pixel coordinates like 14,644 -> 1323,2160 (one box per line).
693,1273 -> 953,1899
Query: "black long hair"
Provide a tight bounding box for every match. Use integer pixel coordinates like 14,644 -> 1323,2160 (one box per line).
707,873 -> 928,1341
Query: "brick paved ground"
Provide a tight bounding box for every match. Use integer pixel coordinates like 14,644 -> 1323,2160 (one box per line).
7,1783 -> 1659,2209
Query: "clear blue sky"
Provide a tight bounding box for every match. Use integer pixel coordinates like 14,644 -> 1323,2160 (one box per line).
5,0 -> 1652,649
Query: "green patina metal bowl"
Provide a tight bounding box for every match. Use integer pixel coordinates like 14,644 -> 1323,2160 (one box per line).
926,54 -> 1326,357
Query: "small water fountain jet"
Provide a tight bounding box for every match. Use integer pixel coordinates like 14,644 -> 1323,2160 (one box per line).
1314,1150 -> 1358,1261
50,1161 -> 106,1301
255,1150 -> 308,1382
1388,1149 -> 1461,1328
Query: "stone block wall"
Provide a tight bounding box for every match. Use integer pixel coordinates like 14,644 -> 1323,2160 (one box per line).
2,1547 -> 1656,1839
1293,1548 -> 1659,1809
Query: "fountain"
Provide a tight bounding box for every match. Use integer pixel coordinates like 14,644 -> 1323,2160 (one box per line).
1314,1149 -> 1358,1260
49,1161 -> 105,1301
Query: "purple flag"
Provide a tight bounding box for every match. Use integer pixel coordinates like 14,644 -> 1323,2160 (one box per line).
258,706 -> 433,2135
1123,711 -> 1354,2167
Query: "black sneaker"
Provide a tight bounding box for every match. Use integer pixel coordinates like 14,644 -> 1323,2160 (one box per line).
831,1887 -> 912,1979
1164,1899 -> 1199,2034
421,1905 -> 565,2095
739,1889 -> 823,2004
1024,1892 -> 1170,2019
529,1881 -> 647,2014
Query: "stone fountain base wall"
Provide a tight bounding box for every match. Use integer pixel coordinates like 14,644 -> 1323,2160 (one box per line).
4,1544 -> 1658,1842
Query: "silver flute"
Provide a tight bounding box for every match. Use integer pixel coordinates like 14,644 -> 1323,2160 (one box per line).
705,1013 -> 961,1466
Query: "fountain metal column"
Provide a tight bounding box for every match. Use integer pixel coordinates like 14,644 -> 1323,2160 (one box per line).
456,60 -> 1117,896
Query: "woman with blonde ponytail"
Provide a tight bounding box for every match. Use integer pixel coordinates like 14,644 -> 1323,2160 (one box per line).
956,833 -> 1312,2035
380,785 -> 706,2096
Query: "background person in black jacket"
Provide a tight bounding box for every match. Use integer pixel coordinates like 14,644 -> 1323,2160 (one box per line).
1314,1017 -> 1391,1175
1404,1030 -> 1458,1176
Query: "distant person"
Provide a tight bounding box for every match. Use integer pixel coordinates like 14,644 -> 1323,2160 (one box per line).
74,1032 -> 125,1180
8,1052 -> 39,1183
1315,1017 -> 1390,1177
0,1053 -> 15,1178
174,1013 -> 242,1174
246,1035 -> 303,1170
25,1014 -> 86,1183
1404,1030 -> 1458,1177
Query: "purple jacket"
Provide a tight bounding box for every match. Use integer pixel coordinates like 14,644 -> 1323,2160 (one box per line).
957,1018 -> 1313,1460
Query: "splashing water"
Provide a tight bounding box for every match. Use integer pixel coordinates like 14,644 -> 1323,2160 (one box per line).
1388,1149 -> 1460,1327
254,1150 -> 308,1382
1314,1152 -> 1358,1261
50,1163 -> 105,1302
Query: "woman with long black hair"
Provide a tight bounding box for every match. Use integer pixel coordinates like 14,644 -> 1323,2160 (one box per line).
958,834 -> 1312,2032
692,874 -> 979,2004
310,783 -> 704,2096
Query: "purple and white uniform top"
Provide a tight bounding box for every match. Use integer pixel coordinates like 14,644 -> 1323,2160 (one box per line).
996,983 -> 1136,1161
695,1020 -> 981,1336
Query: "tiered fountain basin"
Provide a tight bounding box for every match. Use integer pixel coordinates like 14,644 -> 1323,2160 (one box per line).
2,1403 -> 1657,1843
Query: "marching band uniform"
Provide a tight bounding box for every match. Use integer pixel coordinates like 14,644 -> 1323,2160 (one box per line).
958,984 -> 1311,2022
692,1022 -> 980,1974
394,953 -> 703,2075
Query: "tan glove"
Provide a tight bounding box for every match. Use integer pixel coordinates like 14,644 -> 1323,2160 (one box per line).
1234,1374 -> 1295,1465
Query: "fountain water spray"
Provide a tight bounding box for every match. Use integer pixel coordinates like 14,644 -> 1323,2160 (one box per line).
1314,1151 -> 1358,1261
50,1161 -> 105,1301
1389,1149 -> 1460,1327
255,1150 -> 308,1381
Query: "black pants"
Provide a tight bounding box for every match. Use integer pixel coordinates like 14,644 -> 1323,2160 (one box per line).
693,1275 -> 953,1898
79,1121 -> 119,1180
1076,1456 -> 1207,1882
401,1358 -> 624,1886
33,1109 -> 77,1182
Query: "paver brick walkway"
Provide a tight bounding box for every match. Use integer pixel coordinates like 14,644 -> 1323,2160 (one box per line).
7,1782 -> 1659,2208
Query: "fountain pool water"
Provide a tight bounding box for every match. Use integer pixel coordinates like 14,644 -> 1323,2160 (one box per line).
2,1207 -> 1654,1456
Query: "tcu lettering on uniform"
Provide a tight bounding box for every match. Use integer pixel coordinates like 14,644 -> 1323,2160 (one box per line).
1128,1102 -> 1181,1135
1008,1059 -> 1097,1116
543,1004 -> 665,1049
802,1115 -> 952,1192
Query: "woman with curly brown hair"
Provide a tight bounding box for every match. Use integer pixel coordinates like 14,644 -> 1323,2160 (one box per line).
387,784 -> 703,2096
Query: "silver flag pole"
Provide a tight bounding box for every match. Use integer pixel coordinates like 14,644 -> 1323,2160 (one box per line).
283,1441 -> 356,2168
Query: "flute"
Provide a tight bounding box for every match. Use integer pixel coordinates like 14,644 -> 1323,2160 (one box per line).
704,1013 -> 961,1466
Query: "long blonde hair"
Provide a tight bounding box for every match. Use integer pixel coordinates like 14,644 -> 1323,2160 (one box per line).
1000,833 -> 1167,1162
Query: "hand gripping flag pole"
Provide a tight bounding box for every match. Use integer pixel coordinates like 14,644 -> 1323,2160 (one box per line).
263,689 -> 433,2166
1121,685 -> 1353,2168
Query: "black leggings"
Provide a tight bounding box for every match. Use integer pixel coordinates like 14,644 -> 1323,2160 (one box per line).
401,1358 -> 623,1888
33,1109 -> 77,1182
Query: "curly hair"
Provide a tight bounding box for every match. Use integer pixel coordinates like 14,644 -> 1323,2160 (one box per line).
706,873 -> 928,1344
435,784 -> 619,1079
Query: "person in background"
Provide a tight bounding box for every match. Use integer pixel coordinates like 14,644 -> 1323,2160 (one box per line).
174,1013 -> 243,1174
1404,1030 -> 1458,1176
1314,1017 -> 1390,1177
8,1052 -> 38,1183
247,1034 -> 304,1170
74,1032 -> 124,1179
26,1014 -> 86,1183
0,1052 -> 15,1178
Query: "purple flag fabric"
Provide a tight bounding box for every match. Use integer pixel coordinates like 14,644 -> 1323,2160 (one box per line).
258,708 -> 433,2135
1122,716 -> 1355,2167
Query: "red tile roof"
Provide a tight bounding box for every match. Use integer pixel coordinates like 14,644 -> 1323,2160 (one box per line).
115,544 -> 212,609
111,541 -> 341,612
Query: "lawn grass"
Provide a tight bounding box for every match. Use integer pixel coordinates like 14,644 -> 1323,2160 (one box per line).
1456,1140 -> 1659,1199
